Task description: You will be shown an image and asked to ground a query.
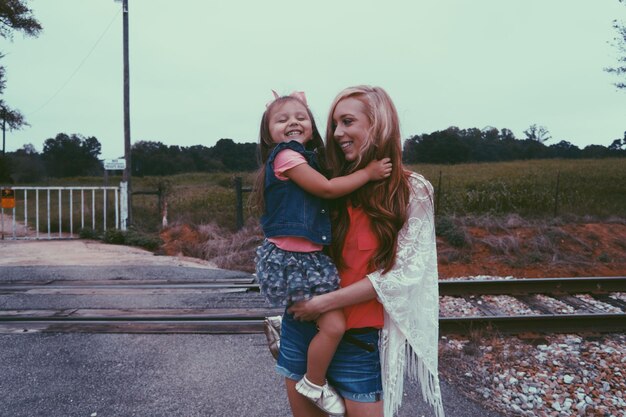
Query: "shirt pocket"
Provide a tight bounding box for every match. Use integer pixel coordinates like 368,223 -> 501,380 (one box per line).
343,230 -> 378,270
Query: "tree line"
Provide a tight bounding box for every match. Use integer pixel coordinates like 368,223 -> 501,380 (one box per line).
402,126 -> 626,164
131,138 -> 257,176
0,126 -> 624,183
0,135 -> 259,182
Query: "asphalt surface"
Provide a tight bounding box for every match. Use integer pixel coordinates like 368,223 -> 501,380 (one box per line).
0,264 -> 505,417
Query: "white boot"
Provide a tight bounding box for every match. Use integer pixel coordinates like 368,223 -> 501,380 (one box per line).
295,375 -> 345,417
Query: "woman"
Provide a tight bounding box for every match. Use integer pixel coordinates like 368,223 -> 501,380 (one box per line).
278,85 -> 444,417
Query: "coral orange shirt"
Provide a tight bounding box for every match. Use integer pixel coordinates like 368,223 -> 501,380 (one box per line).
340,205 -> 384,330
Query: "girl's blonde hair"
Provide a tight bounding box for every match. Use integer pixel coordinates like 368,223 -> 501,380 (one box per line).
326,85 -> 411,273
250,95 -> 325,213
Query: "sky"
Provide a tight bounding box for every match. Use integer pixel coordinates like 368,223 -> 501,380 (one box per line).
1,0 -> 625,160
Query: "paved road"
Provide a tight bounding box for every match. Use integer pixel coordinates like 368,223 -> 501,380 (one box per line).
0,264 -> 505,417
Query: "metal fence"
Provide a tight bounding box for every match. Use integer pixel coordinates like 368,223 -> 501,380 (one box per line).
0,183 -> 128,240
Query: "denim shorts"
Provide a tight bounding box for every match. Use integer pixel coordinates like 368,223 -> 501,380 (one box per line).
275,312 -> 383,403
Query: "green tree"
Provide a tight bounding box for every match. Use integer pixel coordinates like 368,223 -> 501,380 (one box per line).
131,140 -> 183,176
0,150 -> 9,181
211,138 -> 258,171
8,142 -> 45,182
499,128 -> 516,141
548,140 -> 582,159
605,0 -> 626,89
0,0 -> 42,39
608,138 -> 623,150
130,139 -> 257,176
184,144 -> 222,172
523,124 -> 552,143
581,144 -> 610,158
0,61 -> 29,155
403,127 -> 471,164
0,96 -> 28,153
42,133 -> 102,177
0,0 -> 42,153
607,132 -> 626,155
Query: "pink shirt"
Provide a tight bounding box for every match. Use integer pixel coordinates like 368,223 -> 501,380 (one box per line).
267,149 -> 323,253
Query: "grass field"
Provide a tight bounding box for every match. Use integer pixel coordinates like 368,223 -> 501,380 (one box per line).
411,158 -> 625,219
3,158 -> 624,234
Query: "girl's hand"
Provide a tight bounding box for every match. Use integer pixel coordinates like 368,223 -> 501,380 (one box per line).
287,297 -> 324,321
365,157 -> 392,180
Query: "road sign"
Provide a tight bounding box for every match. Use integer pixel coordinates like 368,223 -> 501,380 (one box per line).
104,159 -> 126,170
1,188 -> 15,209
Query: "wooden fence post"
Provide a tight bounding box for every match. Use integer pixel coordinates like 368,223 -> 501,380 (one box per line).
157,183 -> 168,228
235,177 -> 244,230
436,171 -> 443,215
554,171 -> 560,217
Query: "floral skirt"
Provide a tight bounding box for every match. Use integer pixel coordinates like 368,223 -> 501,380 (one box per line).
254,239 -> 340,307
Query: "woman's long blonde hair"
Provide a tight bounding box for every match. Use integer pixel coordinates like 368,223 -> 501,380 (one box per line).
326,86 -> 411,273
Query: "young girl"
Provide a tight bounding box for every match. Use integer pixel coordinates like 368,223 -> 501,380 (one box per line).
253,91 -> 391,417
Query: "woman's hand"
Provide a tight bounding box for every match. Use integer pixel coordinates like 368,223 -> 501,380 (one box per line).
289,279 -> 378,321
287,296 -> 326,321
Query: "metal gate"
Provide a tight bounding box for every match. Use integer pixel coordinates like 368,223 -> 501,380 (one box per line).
0,183 -> 128,240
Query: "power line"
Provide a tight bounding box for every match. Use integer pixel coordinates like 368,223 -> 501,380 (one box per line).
29,9 -> 122,116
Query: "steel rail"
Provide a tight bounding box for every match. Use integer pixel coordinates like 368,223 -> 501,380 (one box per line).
0,280 -> 261,294
0,319 -> 264,334
1,309 -> 624,335
0,278 -> 256,287
440,313 -> 626,335
0,285 -> 259,296
0,311 -> 273,334
0,308 -> 282,320
3,313 -> 625,335
4,276 -> 624,294
439,276 -> 626,296
0,283 -> 259,291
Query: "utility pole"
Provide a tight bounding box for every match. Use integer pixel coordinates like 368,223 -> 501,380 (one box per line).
1,106 -> 5,156
119,0 -> 132,226
2,118 -> 5,156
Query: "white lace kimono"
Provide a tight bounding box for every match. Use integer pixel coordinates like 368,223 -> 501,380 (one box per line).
367,173 -> 445,417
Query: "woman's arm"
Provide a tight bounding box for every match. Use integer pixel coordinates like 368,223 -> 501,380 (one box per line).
367,173 -> 444,417
288,173 -> 433,320
287,278 -> 377,321
284,158 -> 391,199
365,173 -> 437,298
289,173 -> 436,322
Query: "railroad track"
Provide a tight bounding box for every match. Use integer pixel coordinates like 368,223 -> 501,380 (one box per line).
438,276 -> 626,335
0,276 -> 624,335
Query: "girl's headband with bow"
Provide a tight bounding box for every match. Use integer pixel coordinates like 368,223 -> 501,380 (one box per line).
266,90 -> 308,108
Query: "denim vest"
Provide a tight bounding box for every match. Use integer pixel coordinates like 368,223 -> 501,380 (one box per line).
260,141 -> 331,245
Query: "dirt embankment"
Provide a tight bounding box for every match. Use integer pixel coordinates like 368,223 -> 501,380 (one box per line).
158,221 -> 626,278
437,222 -> 626,278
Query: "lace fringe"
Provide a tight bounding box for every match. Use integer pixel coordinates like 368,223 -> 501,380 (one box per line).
383,340 -> 445,417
